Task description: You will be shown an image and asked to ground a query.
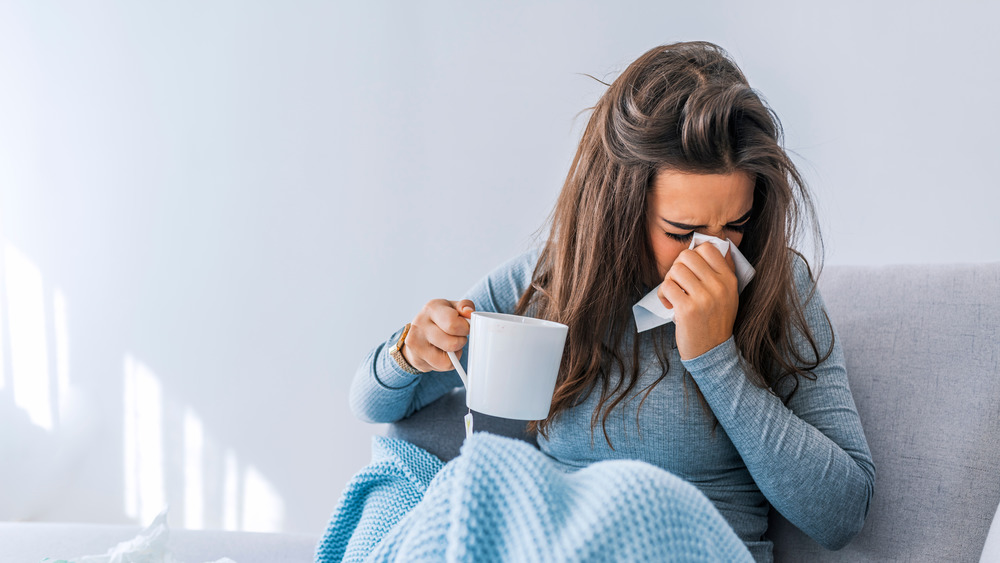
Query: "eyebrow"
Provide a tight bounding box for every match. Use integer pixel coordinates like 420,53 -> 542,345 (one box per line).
660,208 -> 753,231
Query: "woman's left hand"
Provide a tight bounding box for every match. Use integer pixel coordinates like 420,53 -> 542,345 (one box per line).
658,243 -> 739,361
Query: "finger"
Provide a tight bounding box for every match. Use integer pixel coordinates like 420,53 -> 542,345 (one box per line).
725,248 -> 736,273
690,242 -> 730,275
429,302 -> 471,336
407,325 -> 464,372
671,250 -> 713,283
657,282 -> 673,309
660,279 -> 687,310
666,262 -> 701,294
452,299 -> 476,318
424,325 -> 468,353
424,347 -> 458,372
692,244 -> 738,282
703,242 -> 737,274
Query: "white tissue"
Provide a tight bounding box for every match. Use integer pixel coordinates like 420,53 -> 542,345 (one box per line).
62,507 -> 236,563
632,233 -> 755,333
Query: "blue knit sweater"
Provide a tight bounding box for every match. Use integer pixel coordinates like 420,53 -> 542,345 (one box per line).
350,247 -> 875,562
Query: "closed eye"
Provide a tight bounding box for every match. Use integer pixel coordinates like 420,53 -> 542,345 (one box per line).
664,231 -> 694,243
663,220 -> 749,242
660,208 -> 753,232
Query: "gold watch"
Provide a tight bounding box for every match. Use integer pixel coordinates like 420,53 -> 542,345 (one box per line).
390,323 -> 423,375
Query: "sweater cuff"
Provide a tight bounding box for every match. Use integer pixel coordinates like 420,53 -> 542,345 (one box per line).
680,336 -> 742,385
375,329 -> 422,390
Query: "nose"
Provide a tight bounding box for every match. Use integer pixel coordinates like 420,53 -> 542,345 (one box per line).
699,228 -> 727,240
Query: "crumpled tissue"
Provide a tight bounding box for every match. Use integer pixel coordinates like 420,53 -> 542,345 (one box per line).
44,508 -> 235,563
632,232 -> 756,333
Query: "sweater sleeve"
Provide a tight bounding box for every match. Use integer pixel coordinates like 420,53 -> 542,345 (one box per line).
680,253 -> 875,550
349,247 -> 543,424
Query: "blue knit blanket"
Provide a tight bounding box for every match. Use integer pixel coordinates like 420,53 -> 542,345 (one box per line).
316,433 -> 752,562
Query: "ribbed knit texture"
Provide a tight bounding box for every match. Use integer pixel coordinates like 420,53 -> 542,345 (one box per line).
349,247 -> 875,562
318,432 -> 753,563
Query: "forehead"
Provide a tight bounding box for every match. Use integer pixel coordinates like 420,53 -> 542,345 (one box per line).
648,170 -> 754,220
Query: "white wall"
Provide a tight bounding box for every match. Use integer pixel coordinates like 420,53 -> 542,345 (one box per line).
0,0 -> 997,536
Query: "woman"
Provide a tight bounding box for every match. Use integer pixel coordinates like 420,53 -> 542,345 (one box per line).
349,41 -> 874,561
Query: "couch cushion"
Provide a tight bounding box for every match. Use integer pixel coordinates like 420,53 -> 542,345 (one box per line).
385,388 -> 537,462
769,262 -> 1000,562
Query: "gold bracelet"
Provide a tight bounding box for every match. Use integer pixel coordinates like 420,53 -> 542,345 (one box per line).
390,323 -> 423,375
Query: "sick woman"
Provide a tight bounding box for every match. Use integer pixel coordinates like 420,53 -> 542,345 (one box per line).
344,41 -> 874,562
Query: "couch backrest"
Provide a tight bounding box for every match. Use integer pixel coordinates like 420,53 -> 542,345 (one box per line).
387,263 -> 1000,562
769,262 -> 1000,562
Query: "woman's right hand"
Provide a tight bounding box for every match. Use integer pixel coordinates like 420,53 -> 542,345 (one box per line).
401,299 -> 476,372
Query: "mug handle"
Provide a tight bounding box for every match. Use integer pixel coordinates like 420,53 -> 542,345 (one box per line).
446,351 -> 469,389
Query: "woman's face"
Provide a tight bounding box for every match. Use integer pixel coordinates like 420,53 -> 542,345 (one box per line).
646,169 -> 756,282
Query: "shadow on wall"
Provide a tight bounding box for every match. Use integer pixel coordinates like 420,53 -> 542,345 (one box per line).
0,237 -> 286,532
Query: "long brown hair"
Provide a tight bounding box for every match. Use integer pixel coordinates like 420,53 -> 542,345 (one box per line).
517,41 -> 832,445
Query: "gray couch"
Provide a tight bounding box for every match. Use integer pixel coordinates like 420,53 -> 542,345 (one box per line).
387,262 -> 1000,562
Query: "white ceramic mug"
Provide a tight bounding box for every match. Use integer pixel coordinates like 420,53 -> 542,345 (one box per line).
446,311 -> 569,420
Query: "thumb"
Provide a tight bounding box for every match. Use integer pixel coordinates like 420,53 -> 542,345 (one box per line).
453,299 -> 476,318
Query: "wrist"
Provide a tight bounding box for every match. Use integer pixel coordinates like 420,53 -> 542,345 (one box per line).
679,334 -> 732,361
389,323 -> 424,375
680,335 -> 737,369
400,341 -> 421,371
